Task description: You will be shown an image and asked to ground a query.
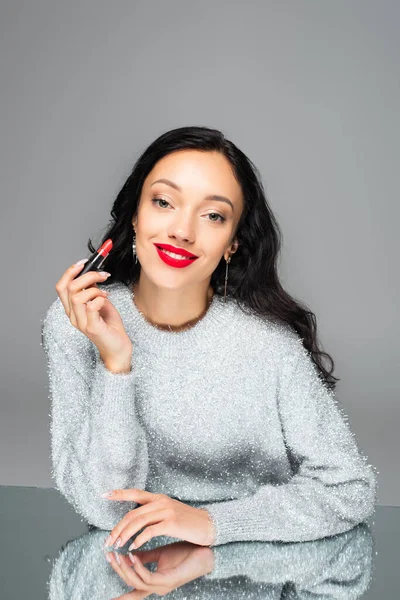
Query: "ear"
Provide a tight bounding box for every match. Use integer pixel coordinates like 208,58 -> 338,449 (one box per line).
231,238 -> 239,254
132,215 -> 138,232
224,238 -> 239,261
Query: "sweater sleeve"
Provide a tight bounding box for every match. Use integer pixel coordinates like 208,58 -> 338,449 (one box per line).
198,335 -> 378,547
41,298 -> 149,530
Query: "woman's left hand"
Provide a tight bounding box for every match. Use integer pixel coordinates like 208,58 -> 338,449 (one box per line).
101,488 -> 216,551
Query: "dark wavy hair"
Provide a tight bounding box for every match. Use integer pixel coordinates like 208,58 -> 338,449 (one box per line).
88,125 -> 339,390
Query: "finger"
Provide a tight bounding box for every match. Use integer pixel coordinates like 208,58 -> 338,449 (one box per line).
129,521 -> 169,551
128,548 -> 162,566
104,507 -> 141,549
105,488 -> 160,504
68,271 -> 110,325
103,490 -> 161,547
106,552 -> 134,589
69,288 -> 108,331
128,552 -> 178,593
128,553 -> 154,582
70,268 -> 111,293
112,509 -> 169,551
112,590 -> 147,600
84,295 -> 107,334
55,260 -> 89,315
108,551 -> 154,595
117,552 -> 151,592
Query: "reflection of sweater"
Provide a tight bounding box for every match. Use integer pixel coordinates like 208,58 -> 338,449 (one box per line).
41,281 -> 378,547
48,523 -> 374,593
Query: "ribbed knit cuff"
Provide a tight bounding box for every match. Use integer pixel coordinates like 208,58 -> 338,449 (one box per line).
90,358 -> 137,422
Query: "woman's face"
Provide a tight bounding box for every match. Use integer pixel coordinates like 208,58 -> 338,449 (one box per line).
132,149 -> 244,291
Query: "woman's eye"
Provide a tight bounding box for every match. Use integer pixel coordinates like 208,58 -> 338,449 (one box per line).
151,197 -> 226,223
152,197 -> 170,209
208,213 -> 226,223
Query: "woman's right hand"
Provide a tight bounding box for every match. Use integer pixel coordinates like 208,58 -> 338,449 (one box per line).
55,261 -> 133,371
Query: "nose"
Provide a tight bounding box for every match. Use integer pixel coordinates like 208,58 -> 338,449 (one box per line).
167,213 -> 195,244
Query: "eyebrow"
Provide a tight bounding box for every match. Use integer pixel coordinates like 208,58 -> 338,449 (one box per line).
150,178 -> 234,212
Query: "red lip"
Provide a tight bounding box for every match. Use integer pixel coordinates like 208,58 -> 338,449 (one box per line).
153,243 -> 198,258
155,246 -> 198,269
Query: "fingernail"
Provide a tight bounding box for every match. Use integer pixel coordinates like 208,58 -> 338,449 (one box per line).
114,537 -> 121,549
128,552 -> 136,564
99,272 -> 111,278
74,258 -> 88,267
105,552 -> 112,563
104,535 -> 113,547
100,491 -> 114,497
114,551 -> 121,565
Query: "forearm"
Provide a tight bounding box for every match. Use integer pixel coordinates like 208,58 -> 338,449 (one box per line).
45,336 -> 148,529
197,464 -> 376,547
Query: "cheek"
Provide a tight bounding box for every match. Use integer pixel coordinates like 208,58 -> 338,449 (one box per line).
203,247 -> 227,270
136,211 -> 164,238
204,234 -> 230,258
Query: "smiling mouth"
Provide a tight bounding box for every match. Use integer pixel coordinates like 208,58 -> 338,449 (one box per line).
156,246 -> 198,260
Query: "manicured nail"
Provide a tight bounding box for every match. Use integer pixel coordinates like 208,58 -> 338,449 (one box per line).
101,491 -> 114,497
73,258 -> 88,267
104,535 -> 113,547
114,537 -> 121,549
105,552 -> 112,563
114,551 -> 121,565
98,272 -> 111,278
128,552 -> 136,564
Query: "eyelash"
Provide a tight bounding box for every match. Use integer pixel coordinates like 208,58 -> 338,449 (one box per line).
151,197 -> 227,223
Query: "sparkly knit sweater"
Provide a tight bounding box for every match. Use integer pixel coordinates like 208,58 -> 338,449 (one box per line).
41,281 -> 378,547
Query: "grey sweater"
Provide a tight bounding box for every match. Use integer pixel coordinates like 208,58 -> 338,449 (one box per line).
41,281 -> 378,547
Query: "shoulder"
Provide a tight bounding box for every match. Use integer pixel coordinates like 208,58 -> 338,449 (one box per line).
227,303 -> 325,394
40,294 -> 90,360
225,296 -> 304,360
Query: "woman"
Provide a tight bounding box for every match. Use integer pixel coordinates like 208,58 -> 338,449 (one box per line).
41,125 -> 377,555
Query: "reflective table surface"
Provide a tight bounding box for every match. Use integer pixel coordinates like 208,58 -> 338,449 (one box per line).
0,485 -> 397,598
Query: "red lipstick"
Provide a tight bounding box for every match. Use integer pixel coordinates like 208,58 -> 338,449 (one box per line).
154,243 -> 199,269
73,238 -> 113,279
154,243 -> 198,258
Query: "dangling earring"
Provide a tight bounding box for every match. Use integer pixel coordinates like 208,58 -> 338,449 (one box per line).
224,255 -> 231,303
132,232 -> 138,264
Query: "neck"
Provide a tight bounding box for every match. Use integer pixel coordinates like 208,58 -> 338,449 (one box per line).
131,278 -> 214,332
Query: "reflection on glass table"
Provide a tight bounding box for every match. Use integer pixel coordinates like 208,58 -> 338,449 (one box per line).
1,486 -> 398,598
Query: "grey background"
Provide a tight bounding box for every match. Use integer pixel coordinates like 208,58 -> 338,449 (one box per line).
0,1 -> 398,504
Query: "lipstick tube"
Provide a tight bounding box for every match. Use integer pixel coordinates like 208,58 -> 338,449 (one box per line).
73,239 -> 113,279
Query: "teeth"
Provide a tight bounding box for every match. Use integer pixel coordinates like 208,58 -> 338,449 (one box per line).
159,248 -> 194,260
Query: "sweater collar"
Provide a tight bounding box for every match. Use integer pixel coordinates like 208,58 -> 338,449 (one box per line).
113,282 -> 230,355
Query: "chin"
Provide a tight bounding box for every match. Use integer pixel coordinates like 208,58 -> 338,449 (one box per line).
142,266 -> 192,290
